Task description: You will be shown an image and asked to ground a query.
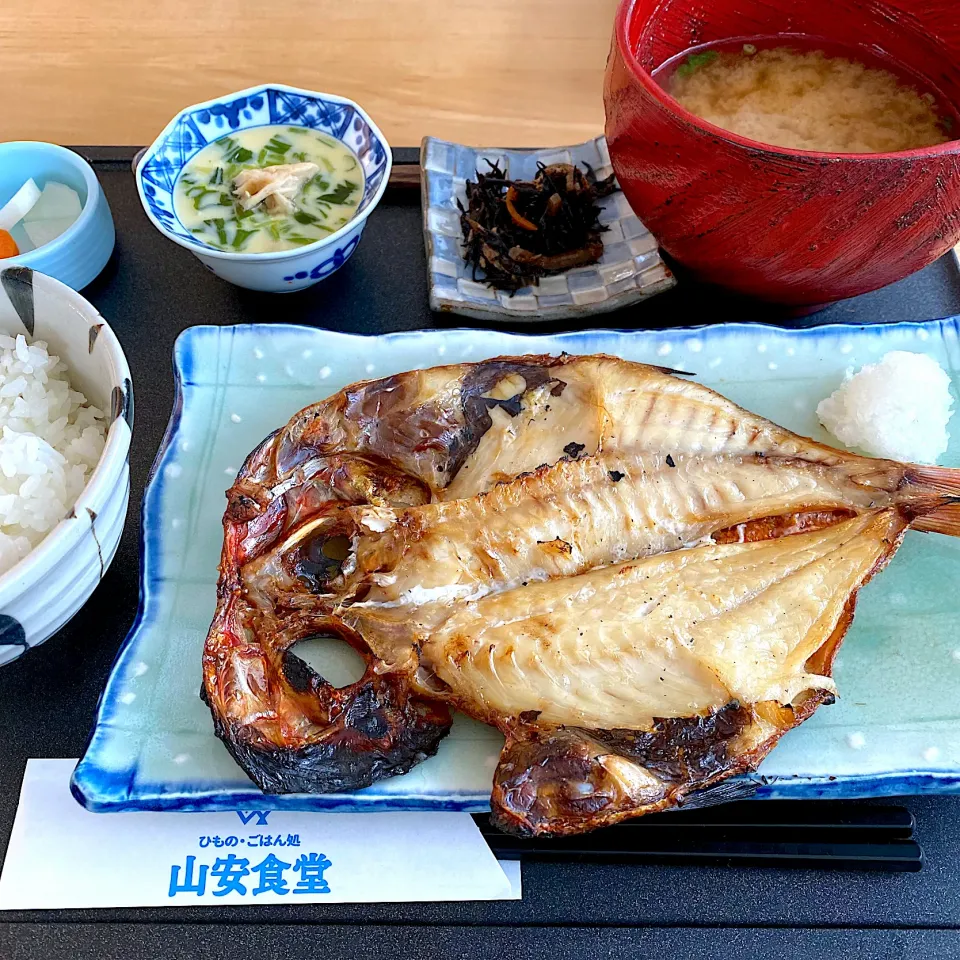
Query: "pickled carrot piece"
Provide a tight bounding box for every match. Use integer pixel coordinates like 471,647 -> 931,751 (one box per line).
0,230 -> 19,258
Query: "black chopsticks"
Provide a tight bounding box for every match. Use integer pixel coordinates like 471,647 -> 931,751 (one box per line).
475,801 -> 922,872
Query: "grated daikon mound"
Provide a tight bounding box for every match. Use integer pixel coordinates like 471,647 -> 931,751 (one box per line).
817,351 -> 953,464
0,335 -> 107,575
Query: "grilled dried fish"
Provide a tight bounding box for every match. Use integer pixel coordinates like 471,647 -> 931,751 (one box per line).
203,354 -> 960,834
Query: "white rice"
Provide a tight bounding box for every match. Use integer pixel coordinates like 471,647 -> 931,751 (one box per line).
0,334 -> 106,575
817,351 -> 953,464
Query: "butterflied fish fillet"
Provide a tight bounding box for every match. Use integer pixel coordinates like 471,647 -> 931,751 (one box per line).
204,354 -> 960,834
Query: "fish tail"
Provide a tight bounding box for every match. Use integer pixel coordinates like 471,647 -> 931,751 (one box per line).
905,464 -> 960,497
909,498 -> 960,537
888,465 -> 960,536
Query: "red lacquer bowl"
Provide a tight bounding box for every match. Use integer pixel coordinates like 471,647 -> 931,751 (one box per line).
604,0 -> 960,305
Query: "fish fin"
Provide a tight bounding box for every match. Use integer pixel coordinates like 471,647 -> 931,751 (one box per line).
910,499 -> 960,537
675,776 -> 759,810
888,463 -> 960,537
905,463 -> 960,498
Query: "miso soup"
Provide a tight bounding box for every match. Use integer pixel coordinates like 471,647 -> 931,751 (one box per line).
174,125 -> 364,253
654,37 -> 956,154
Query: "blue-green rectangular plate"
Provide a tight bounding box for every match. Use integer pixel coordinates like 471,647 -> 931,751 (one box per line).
73,321 -> 960,811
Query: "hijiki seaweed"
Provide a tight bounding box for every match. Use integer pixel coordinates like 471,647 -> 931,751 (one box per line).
457,162 -> 618,292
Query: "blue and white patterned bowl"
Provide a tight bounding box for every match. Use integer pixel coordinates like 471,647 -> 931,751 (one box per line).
136,84 -> 392,293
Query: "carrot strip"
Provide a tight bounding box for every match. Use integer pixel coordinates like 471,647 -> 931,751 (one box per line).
0,230 -> 19,258
504,186 -> 538,232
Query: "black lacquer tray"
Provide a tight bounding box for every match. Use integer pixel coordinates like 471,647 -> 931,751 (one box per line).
2,147 -> 960,959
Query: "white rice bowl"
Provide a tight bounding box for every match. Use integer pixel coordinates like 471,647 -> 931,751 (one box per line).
0,334 -> 106,574
817,351 -> 954,464
0,268 -> 130,667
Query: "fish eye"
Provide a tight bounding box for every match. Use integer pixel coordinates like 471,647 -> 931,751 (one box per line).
296,534 -> 352,590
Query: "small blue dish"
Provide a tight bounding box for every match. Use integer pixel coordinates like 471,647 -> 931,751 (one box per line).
136,84 -> 392,293
0,142 -> 115,291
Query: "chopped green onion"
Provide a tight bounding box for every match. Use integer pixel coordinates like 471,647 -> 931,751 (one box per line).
677,49 -> 719,78
320,156 -> 334,174
208,167 -> 224,185
193,189 -> 224,210
318,180 -> 358,205
224,144 -> 253,163
232,228 -> 256,249
294,211 -> 318,224
286,235 -> 317,245
210,218 -> 227,246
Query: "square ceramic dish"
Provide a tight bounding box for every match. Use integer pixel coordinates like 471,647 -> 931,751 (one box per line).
73,321 -> 960,812
420,136 -> 676,322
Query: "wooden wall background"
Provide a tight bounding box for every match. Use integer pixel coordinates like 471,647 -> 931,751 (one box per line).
1,0 -> 619,147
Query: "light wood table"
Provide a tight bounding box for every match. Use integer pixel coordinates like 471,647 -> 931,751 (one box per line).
1,0 -> 618,148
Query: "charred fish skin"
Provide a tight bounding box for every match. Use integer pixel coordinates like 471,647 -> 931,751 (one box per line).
202,597 -> 454,796
203,354 -> 960,833
490,704 -> 755,836
488,694 -> 831,836
208,675 -> 453,796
